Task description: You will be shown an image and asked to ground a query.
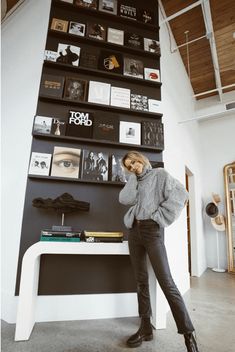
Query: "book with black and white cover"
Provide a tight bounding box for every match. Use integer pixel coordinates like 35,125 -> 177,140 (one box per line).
80,50 -> 99,69
68,21 -> 86,36
110,86 -> 130,108
119,2 -> 137,20
123,57 -> 144,79
124,32 -> 143,50
148,99 -> 162,113
98,0 -> 118,15
63,77 -> 87,102
56,43 -> 80,66
111,153 -> 131,182
107,27 -> 124,45
98,50 -> 123,74
119,121 -> 141,145
74,0 -> 97,9
33,116 -> 53,134
28,152 -> 52,176
40,74 -> 65,98
44,50 -> 58,62
93,113 -> 119,141
138,9 -> 154,24
144,68 -> 161,82
51,118 -> 67,136
81,149 -> 109,181
87,22 -> 106,41
144,38 -> 160,54
130,94 -> 148,111
141,121 -> 164,148
88,81 -> 111,105
50,146 -> 81,178
66,110 -> 94,138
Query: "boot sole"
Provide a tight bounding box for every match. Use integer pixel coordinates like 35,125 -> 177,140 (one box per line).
127,334 -> 153,348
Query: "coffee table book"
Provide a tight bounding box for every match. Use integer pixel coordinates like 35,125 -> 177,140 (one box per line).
66,110 -> 94,138
28,152 -> 52,176
40,74 -> 65,98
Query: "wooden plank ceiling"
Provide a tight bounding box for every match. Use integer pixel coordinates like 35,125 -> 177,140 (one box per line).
161,0 -> 235,100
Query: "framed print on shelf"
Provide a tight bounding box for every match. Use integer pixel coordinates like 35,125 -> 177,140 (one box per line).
56,44 -> 80,66
63,77 -> 87,102
68,21 -> 86,36
51,146 -> 81,179
74,0 -> 98,10
119,121 -> 141,145
87,22 -> 106,41
28,152 -> 52,176
40,74 -> 65,98
98,50 -> 123,74
141,121 -> 164,148
33,116 -> 53,134
110,86 -> 130,108
123,57 -> 144,79
131,94 -> 148,111
144,38 -> 160,54
88,81 -> 111,105
144,68 -> 161,82
107,28 -> 124,45
98,0 -> 118,15
51,18 -> 68,32
51,118 -> 67,136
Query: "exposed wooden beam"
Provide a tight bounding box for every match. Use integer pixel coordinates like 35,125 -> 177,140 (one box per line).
160,0 -> 204,25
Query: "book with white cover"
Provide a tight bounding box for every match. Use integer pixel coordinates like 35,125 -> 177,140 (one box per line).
144,68 -> 161,82
88,81 -> 111,105
110,86 -> 130,108
28,152 -> 52,176
119,121 -> 141,145
148,99 -> 162,113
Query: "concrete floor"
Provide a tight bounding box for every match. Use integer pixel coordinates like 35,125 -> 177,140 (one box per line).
1,269 -> 235,352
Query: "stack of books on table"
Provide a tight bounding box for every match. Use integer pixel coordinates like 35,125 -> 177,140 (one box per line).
83,231 -> 123,243
40,229 -> 82,242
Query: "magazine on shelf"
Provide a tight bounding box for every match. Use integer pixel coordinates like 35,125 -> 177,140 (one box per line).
110,86 -> 130,108
81,149 -> 109,181
148,99 -> 162,113
51,118 -> 67,136
66,110 -> 94,138
93,113 -> 119,141
56,43 -> 81,66
107,27 -> 124,45
111,153 -> 131,182
144,38 -> 160,54
130,94 -> 148,111
68,21 -> 86,36
33,116 -> 53,134
144,68 -> 161,82
123,57 -> 144,79
28,152 -> 52,176
63,77 -> 87,102
40,74 -> 65,98
88,81 -> 111,105
50,146 -> 81,178
98,0 -> 118,15
119,121 -> 141,145
141,121 -> 164,148
51,18 -> 68,32
87,22 -> 106,41
98,50 -> 123,74
74,0 -> 98,9
124,32 -> 143,50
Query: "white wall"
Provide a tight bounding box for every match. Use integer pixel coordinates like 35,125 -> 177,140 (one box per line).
2,1 -> 207,324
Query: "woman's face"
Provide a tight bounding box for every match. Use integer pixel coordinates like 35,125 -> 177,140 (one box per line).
124,158 -> 144,175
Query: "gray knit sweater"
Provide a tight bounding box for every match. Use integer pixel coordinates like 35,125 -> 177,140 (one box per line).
119,167 -> 188,229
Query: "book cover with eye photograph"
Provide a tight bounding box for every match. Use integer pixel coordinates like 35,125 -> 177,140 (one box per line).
50,146 -> 81,179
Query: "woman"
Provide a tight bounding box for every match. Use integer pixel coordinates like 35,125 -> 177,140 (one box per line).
119,151 -> 199,352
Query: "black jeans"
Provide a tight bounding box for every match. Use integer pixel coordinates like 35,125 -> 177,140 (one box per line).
128,219 -> 194,334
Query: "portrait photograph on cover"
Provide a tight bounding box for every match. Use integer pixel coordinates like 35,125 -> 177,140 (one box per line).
56,44 -> 80,66
28,152 -> 52,176
81,149 -> 109,181
111,153 -> 130,182
51,118 -> 67,136
64,77 -> 87,102
119,121 -> 141,145
51,146 -> 81,178
74,0 -> 97,10
98,0 -> 118,14
87,23 -> 106,41
51,18 -> 68,32
123,57 -> 144,79
33,116 -> 52,134
68,21 -> 86,36
144,38 -> 160,54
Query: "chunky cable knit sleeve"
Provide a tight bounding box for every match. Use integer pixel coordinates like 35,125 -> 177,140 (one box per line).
151,169 -> 188,227
119,174 -> 138,205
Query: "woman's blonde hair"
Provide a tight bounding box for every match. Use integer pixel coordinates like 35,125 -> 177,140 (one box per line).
121,151 -> 151,169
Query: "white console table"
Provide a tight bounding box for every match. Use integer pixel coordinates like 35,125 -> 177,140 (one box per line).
15,241 -> 167,341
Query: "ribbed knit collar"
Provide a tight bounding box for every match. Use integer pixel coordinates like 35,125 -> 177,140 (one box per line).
137,165 -> 152,181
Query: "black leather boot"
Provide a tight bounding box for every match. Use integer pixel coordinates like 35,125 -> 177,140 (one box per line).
126,317 -> 153,348
184,332 -> 199,352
